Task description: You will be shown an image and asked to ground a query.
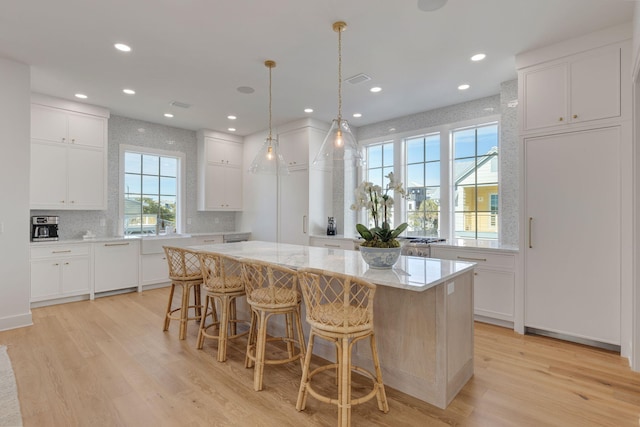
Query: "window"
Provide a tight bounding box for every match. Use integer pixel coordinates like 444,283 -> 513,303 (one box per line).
365,142 -> 393,227
452,123 -> 499,239
121,147 -> 183,235
405,133 -> 440,237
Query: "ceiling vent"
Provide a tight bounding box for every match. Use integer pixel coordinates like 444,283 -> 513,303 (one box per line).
345,73 -> 371,85
170,100 -> 191,109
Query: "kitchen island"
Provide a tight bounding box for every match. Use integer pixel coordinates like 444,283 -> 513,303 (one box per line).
190,240 -> 476,409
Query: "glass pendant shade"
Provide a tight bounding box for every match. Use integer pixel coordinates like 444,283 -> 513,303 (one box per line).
313,118 -> 362,169
249,136 -> 289,175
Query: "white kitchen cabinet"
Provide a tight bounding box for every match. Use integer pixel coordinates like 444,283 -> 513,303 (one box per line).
520,44 -> 621,132
279,126 -> 309,168
188,234 -> 223,245
197,130 -> 243,211
309,236 -> 355,250
523,127 -> 621,345
30,99 -> 108,210
93,241 -> 140,293
431,246 -> 516,325
141,253 -> 170,286
30,243 -> 91,302
279,168 -> 309,245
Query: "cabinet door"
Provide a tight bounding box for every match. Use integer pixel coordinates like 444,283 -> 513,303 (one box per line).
141,253 -> 170,285
204,163 -> 226,209
522,63 -> 567,130
31,260 -> 61,299
206,138 -> 242,165
474,268 -> 514,321
67,147 -> 105,209
279,127 -> 309,168
68,113 -> 105,148
225,141 -> 243,166
30,142 -> 67,208
525,127 -> 621,344
31,105 -> 67,143
279,169 -> 309,245
570,48 -> 620,124
61,258 -> 90,294
225,166 -> 243,209
94,242 -> 139,292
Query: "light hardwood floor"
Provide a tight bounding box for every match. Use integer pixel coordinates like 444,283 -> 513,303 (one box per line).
1,287 -> 639,426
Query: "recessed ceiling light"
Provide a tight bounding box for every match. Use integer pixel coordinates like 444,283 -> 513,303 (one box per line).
123,89 -> 135,95
164,113 -> 174,118
370,87 -> 382,93
458,84 -> 470,90
227,115 -> 237,120
114,43 -> 131,52
304,108 -> 314,113
228,128 -> 236,132
353,113 -> 362,118
471,53 -> 486,62
74,93 -> 88,99
237,86 -> 255,94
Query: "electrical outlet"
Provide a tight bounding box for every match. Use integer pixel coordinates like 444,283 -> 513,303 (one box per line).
447,282 -> 455,295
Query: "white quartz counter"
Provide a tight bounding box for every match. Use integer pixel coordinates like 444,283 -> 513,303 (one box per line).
30,231 -> 251,246
189,240 -> 475,292
431,238 -> 518,253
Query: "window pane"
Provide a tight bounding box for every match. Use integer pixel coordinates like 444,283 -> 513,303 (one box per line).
383,144 -> 394,167
124,173 -> 141,194
142,175 -> 159,194
407,163 -> 424,187
476,212 -> 498,239
425,162 -> 440,187
453,158 -> 475,185
124,152 -> 141,174
160,177 -> 176,196
406,138 -> 424,163
142,155 -> 159,175
382,167 -> 393,185
476,155 -> 498,184
161,157 -> 178,177
425,186 -> 440,207
454,212 -> 476,238
425,134 -> 440,162
368,145 -> 382,168
454,185 -> 476,211
453,128 -> 476,159
369,169 -> 383,188
477,124 -> 498,155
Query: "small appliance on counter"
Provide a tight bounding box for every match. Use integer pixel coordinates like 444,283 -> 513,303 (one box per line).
327,217 -> 337,236
31,216 -> 59,242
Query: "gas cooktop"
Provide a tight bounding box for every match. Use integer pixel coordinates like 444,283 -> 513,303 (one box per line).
403,237 -> 446,245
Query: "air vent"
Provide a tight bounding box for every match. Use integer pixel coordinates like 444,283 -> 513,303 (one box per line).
170,100 -> 191,109
345,73 -> 371,85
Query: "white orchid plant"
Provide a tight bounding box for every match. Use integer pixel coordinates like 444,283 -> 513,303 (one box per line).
351,172 -> 408,248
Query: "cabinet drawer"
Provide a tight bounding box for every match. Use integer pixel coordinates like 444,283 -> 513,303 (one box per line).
431,247 -> 515,270
31,244 -> 91,259
309,237 -> 354,250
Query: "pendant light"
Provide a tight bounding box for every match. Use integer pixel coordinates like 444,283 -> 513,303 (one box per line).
249,60 -> 289,175
312,21 -> 363,170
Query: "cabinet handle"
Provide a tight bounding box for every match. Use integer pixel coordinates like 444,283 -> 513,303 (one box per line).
62,137 -> 66,142
302,215 -> 307,234
104,242 -> 129,247
457,256 -> 487,262
64,262 -> 69,265
53,263 -> 59,266
572,114 -> 578,119
71,138 -> 75,144
558,117 -> 564,121
203,239 -> 217,243
324,244 -> 341,248
70,200 -> 75,203
529,217 -> 533,249
52,250 -> 72,254
61,200 -> 65,203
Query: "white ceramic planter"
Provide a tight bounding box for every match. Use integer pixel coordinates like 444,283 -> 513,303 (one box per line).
359,246 -> 401,269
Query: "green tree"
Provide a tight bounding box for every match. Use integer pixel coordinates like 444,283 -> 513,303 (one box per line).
408,199 -> 439,236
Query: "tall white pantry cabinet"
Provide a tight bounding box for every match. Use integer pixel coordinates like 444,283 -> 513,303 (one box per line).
517,28 -> 632,348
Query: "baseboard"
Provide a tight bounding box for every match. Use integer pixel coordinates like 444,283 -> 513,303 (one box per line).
0,312 -> 33,331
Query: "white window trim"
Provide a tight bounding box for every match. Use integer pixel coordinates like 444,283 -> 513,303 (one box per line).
118,144 -> 186,236
357,114 -> 500,240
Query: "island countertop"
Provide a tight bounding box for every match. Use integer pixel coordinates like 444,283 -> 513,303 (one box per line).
189,240 -> 475,292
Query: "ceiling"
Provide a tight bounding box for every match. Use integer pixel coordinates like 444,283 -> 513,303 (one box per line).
0,0 -> 634,136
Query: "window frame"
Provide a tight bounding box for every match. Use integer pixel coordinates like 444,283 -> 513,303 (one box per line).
356,115 -> 500,241
118,144 -> 186,236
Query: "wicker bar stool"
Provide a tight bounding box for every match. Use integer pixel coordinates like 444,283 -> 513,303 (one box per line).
162,246 -> 203,340
296,267 -> 389,427
197,251 -> 248,362
241,259 -> 306,391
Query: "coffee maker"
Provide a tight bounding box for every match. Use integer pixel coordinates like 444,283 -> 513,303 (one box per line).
326,217 -> 337,236
31,216 -> 59,241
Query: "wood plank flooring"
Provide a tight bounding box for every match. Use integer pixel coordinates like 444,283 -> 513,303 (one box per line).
0,287 -> 639,426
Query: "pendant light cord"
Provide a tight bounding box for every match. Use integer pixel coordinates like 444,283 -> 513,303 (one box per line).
337,25 -> 343,123
265,60 -> 276,141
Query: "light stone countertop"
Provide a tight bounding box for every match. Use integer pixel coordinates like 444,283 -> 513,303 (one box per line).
29,231 -> 250,246
189,240 -> 475,292
431,239 -> 519,253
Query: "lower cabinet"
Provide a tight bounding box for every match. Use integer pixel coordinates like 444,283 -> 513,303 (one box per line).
30,243 -> 91,302
140,253 -> 170,286
431,246 -> 516,325
93,241 -> 140,293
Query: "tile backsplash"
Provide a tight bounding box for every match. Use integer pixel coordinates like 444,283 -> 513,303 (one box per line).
31,115 -> 236,240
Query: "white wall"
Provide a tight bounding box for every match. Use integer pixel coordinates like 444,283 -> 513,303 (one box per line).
0,57 -> 32,330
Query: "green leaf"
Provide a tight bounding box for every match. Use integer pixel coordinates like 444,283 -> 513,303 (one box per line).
356,223 -> 373,240
390,222 -> 409,239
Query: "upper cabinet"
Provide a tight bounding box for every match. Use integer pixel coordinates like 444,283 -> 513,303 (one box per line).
30,95 -> 109,210
520,44 -> 622,132
197,130 -> 243,211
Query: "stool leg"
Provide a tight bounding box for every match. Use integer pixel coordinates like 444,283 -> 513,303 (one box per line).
230,298 -> 238,336
253,309 -> 268,391
197,295 -> 211,349
245,309 -> 257,369
217,295 -> 230,362
294,307 -> 306,367
285,312 -> 295,358
339,336 -> 351,427
193,284 -> 202,320
370,333 -> 389,413
163,283 -> 176,331
179,284 -> 189,340
296,331 -> 315,411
